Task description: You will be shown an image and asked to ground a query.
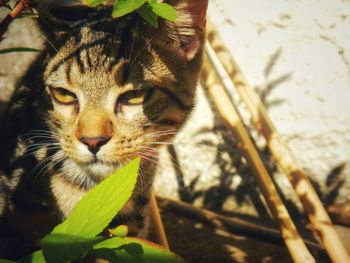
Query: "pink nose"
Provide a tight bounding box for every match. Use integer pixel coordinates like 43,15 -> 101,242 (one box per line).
80,136 -> 110,154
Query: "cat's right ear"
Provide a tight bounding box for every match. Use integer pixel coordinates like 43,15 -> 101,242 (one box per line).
161,0 -> 209,61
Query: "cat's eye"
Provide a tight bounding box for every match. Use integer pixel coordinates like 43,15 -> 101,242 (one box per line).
118,89 -> 150,106
49,87 -> 77,105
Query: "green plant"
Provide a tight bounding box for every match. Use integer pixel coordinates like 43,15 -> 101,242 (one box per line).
0,158 -> 185,263
85,0 -> 176,28
0,0 -> 177,49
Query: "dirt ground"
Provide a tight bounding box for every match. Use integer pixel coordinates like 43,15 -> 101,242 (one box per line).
156,201 -> 350,263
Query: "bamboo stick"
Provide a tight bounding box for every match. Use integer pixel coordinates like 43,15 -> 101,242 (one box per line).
200,52 -> 315,263
206,20 -> 350,263
149,191 -> 170,249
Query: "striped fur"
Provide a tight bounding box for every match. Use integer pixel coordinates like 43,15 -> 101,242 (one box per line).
0,0 -> 208,259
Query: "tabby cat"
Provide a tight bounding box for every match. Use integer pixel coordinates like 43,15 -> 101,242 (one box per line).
0,0 -> 208,259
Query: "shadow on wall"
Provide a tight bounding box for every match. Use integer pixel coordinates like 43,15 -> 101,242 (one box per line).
310,163 -> 346,207
254,48 -> 292,110
168,90 -> 272,217
168,47 -> 347,221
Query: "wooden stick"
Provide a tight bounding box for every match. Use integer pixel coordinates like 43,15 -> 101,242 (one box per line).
206,20 -> 350,263
157,196 -> 327,256
149,191 -> 170,249
200,52 -> 315,263
0,0 -> 29,41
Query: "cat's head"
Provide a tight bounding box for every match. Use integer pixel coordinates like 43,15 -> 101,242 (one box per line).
37,0 -> 208,184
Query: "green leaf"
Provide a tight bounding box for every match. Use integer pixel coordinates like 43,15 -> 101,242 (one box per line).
137,4 -> 158,28
93,237 -> 186,263
121,242 -> 144,257
83,0 -> 105,7
112,0 -> 147,18
125,238 -> 184,262
108,225 -> 129,238
149,2 -> 176,22
93,237 -> 125,249
52,157 -> 140,237
19,250 -> 45,263
0,47 -> 41,54
90,248 -> 119,262
41,233 -> 102,263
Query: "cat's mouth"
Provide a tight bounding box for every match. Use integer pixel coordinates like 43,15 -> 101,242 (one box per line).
83,160 -> 121,178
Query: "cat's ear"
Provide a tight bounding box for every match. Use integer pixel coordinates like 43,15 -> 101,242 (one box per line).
162,0 -> 209,60
34,0 -> 107,39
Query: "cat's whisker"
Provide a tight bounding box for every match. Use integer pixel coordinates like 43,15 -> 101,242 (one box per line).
143,132 -> 178,140
39,32 -> 74,79
138,167 -> 145,194
137,147 -> 183,172
23,129 -> 60,137
34,151 -> 65,178
138,155 -> 159,167
127,17 -> 140,66
33,152 -> 69,185
24,141 -> 60,149
23,133 -> 54,138
22,132 -> 60,143
22,145 -> 61,158
138,151 -> 158,164
144,129 -> 178,135
146,142 -> 174,146
40,34 -> 58,53
24,151 -> 60,186
27,142 -> 60,148
145,134 -> 177,140
134,146 -> 158,151
26,142 -> 60,148
129,28 -> 165,68
24,129 -> 56,134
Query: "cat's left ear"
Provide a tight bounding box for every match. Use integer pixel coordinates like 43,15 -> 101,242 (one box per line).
33,0 -> 107,40
163,0 -> 209,60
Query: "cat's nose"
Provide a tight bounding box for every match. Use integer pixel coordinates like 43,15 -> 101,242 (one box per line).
80,136 -> 111,154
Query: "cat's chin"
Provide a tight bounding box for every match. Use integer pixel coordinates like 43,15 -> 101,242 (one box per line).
84,161 -> 121,179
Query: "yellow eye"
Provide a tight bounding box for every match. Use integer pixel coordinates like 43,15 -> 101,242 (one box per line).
119,89 -> 148,105
50,87 -> 77,105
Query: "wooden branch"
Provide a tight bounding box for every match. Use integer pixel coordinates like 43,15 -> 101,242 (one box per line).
0,0 -> 29,41
200,52 -> 315,263
157,196 -> 326,256
149,191 -> 170,249
206,20 -> 350,263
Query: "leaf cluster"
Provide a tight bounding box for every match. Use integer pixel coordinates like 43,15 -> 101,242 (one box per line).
0,0 -> 177,54
85,0 -> 176,28
0,158 -> 184,263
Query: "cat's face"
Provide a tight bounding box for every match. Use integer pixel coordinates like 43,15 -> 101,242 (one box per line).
40,0 -> 208,181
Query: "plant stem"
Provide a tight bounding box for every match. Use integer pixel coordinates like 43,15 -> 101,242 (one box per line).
150,191 -> 170,249
0,0 -> 30,41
